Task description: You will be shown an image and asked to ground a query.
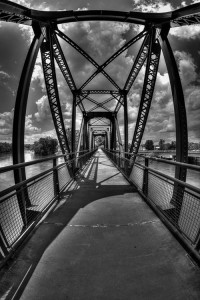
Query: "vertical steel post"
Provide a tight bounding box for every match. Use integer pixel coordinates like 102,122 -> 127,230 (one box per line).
76,117 -> 84,168
159,25 -> 188,172
111,116 -> 116,150
123,92 -> 128,154
143,157 -> 149,196
53,158 -> 59,198
115,117 -> 124,155
83,116 -> 89,150
71,93 -> 76,172
12,23 -> 43,225
159,25 -> 188,218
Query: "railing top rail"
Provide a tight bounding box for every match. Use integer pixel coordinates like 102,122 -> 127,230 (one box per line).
135,161 -> 200,196
0,149 -> 94,174
104,149 -> 200,171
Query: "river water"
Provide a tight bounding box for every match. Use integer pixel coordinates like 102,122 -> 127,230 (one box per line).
0,150 -> 200,191
0,151 -> 65,192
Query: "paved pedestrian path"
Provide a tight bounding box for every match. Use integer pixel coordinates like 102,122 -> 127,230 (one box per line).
2,149 -> 200,300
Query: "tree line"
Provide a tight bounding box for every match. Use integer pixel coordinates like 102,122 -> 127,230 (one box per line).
144,139 -> 176,150
0,137 -> 58,156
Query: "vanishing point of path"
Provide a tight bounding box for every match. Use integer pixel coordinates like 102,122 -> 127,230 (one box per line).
2,149 -> 200,299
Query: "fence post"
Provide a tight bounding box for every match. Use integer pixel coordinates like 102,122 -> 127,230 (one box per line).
53,158 -> 59,198
0,228 -> 9,257
143,157 -> 149,196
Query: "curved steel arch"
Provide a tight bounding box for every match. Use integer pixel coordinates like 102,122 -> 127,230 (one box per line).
1,1 -> 200,26
1,0 -> 198,191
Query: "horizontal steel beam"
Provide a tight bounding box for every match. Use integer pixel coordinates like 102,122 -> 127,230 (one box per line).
1,1 -> 200,27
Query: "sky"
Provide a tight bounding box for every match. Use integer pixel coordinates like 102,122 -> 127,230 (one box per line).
0,0 -> 200,145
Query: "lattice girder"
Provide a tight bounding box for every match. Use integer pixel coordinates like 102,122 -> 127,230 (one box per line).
52,34 -> 76,92
130,30 -> 161,155
41,29 -> 71,154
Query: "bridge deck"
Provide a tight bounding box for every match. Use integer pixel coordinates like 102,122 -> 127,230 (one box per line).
1,149 -> 200,299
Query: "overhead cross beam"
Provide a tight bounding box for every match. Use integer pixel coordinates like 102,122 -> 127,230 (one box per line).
129,28 -> 161,155
82,96 -> 112,112
89,96 -> 115,112
56,29 -> 120,90
81,90 -> 121,95
41,27 -> 71,154
80,29 -> 147,90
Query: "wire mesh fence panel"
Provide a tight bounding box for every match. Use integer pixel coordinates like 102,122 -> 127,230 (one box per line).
178,191 -> 200,243
58,164 -> 71,190
0,194 -> 24,246
129,165 -> 144,190
148,172 -> 174,210
27,173 -> 54,213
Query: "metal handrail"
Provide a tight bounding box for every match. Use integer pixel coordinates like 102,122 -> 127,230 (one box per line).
104,149 -> 200,171
0,150 -> 89,174
135,161 -> 200,196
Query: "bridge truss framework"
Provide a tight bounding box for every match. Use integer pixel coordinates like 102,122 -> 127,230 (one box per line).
1,0 -> 200,185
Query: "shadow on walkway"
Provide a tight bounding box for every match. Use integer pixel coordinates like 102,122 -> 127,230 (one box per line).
0,149 -> 137,300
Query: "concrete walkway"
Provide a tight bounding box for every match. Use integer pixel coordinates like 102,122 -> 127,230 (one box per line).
1,149 -> 200,299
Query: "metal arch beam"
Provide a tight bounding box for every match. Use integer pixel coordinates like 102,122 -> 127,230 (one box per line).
80,29 -> 147,90
56,29 -> 120,90
159,26 -> 188,176
41,27 -> 71,154
1,2 -> 200,28
129,28 -> 161,155
12,23 -> 44,225
32,4 -> 200,27
30,10 -> 172,26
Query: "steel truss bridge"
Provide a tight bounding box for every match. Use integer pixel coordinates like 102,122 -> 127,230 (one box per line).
0,1 -> 200,298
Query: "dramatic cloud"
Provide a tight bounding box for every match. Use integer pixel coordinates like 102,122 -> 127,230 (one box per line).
34,96 -> 52,122
131,0 -> 174,12
174,50 -> 198,86
25,114 -> 41,134
0,110 -> 14,135
170,25 -> 200,40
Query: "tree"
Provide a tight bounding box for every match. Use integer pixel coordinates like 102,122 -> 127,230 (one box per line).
169,141 -> 176,150
159,139 -> 165,150
33,137 -> 58,156
144,140 -> 154,150
0,142 -> 12,153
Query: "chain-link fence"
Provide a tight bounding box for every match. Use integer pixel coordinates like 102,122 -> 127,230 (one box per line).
0,149 -> 96,266
103,148 -> 200,262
